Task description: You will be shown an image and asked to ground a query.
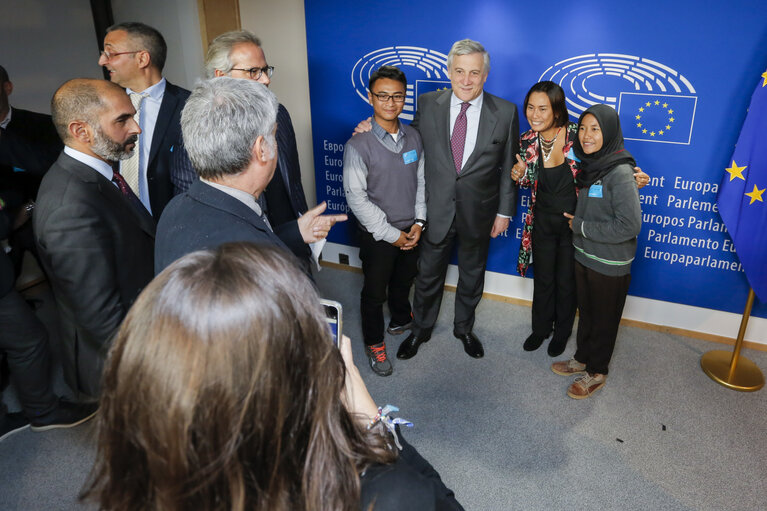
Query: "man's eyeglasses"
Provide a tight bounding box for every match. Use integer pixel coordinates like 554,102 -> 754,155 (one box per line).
230,65 -> 275,80
100,50 -> 141,60
371,92 -> 406,103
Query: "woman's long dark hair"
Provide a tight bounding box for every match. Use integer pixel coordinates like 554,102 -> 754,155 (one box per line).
82,243 -> 396,510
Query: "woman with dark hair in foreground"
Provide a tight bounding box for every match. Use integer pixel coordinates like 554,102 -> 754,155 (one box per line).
82,243 -> 463,510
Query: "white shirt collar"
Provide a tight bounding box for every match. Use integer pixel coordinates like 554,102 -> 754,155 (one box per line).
63,146 -> 115,182
450,91 -> 484,110
126,77 -> 166,100
0,106 -> 12,129
200,178 -> 265,217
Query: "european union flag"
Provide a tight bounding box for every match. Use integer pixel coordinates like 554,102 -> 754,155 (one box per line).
618,92 -> 697,145
717,69 -> 767,300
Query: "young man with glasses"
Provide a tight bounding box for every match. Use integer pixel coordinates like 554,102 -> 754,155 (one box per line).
343,66 -> 426,376
98,22 -> 193,218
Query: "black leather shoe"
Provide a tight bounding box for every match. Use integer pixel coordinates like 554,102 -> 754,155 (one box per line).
454,332 -> 484,358
523,333 -> 546,351
547,336 -> 568,357
396,333 -> 430,359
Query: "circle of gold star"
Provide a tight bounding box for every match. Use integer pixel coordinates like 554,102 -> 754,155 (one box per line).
635,99 -> 675,137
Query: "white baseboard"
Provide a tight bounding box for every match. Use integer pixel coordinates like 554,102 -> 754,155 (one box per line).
320,242 -> 767,346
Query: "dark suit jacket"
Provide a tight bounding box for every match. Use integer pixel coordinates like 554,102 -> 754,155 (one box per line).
411,90 -> 519,243
0,203 -> 14,298
274,104 -> 309,217
145,81 -> 192,218
170,103 -> 308,214
0,107 -> 63,203
167,103 -> 311,266
33,152 -> 155,397
0,107 -> 61,174
155,179 -> 295,273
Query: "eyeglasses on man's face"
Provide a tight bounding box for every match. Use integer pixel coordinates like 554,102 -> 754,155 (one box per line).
99,50 -> 141,61
230,65 -> 275,81
371,92 -> 406,103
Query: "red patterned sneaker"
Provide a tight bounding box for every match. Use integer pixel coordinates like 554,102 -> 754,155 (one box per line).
365,341 -> 393,377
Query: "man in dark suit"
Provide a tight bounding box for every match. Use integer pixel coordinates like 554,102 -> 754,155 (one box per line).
98,22 -> 193,218
0,65 -> 62,183
0,190 -> 97,440
396,39 -> 519,360
0,65 -> 63,276
34,79 -> 155,399
175,30 -> 313,266
155,77 -> 345,273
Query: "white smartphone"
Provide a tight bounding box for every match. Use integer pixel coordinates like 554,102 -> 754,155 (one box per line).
320,299 -> 343,346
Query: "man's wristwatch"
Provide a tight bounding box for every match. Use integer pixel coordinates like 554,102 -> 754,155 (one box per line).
415,219 -> 427,231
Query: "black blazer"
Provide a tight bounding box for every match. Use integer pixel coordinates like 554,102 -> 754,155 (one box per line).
274,104 -> 309,217
360,434 -> 464,511
0,107 -> 62,176
0,206 -> 14,297
33,152 -> 155,397
155,179 -> 296,273
0,107 -> 63,204
165,105 -> 310,268
145,81 -> 192,218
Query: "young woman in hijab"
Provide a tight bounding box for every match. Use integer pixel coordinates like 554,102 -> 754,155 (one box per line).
82,243 -> 463,510
511,82 -> 649,357
551,104 -> 642,399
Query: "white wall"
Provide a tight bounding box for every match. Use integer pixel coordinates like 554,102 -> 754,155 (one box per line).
239,0 -> 317,206
108,0 -> 318,204
0,0 -> 101,112
111,0 -> 204,89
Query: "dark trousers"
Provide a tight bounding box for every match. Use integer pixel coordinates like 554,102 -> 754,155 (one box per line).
412,217 -> 491,336
531,211 -> 576,340
573,261 -> 631,375
358,229 -> 419,345
0,289 -> 57,418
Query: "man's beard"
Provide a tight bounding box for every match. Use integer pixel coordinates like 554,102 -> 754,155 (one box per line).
91,125 -> 138,162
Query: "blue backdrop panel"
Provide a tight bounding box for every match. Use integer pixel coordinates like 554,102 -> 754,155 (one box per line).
304,0 -> 767,318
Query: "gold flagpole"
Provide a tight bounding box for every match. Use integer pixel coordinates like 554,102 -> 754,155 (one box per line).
701,288 -> 764,391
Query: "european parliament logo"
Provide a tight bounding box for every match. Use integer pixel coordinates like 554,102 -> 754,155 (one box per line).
351,46 -> 451,121
539,53 -> 697,144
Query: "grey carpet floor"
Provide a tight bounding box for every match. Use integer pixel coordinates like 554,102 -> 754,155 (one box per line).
1,266 -> 766,510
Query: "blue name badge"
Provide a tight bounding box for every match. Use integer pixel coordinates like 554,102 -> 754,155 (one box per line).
588,184 -> 603,198
402,149 -> 418,165
566,147 -> 580,162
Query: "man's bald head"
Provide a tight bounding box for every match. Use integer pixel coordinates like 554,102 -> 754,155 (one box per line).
51,79 -> 140,162
51,79 -> 125,143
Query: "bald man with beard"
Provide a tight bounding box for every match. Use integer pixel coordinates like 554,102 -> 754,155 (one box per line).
34,79 -> 155,399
